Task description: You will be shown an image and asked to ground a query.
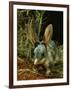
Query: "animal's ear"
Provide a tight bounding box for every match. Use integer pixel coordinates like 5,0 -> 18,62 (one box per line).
43,24 -> 53,45
28,28 -> 38,46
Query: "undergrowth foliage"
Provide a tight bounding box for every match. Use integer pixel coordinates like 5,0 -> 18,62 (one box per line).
17,9 -> 63,79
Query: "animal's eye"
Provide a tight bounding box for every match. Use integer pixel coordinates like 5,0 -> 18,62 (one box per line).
42,42 -> 46,45
35,42 -> 40,47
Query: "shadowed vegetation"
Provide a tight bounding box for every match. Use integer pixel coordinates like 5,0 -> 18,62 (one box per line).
17,9 -> 63,80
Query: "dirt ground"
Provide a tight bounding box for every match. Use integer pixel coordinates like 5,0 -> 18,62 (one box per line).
17,57 -> 46,80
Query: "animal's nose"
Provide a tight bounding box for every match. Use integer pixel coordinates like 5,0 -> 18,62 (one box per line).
34,58 -> 38,65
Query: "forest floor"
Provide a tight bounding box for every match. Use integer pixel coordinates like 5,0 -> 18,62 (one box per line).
17,57 -> 47,80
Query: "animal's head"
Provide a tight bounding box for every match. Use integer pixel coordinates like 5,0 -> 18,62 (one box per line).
31,24 -> 53,65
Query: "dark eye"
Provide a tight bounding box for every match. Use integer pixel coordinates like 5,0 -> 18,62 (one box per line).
35,42 -> 40,47
42,42 -> 46,45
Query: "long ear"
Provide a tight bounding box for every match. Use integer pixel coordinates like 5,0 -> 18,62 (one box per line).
28,22 -> 38,46
29,29 -> 38,46
43,24 -> 53,45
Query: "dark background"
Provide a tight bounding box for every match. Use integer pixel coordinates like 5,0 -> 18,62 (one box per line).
40,11 -> 63,45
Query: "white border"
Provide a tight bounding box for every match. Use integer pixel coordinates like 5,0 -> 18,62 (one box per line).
13,5 -> 67,85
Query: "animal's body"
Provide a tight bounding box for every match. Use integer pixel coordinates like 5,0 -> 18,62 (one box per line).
32,24 -> 63,77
